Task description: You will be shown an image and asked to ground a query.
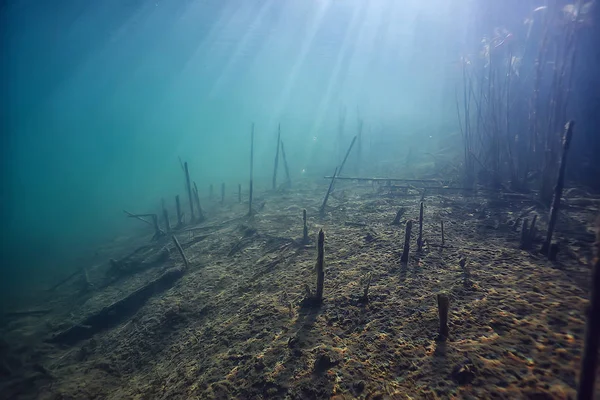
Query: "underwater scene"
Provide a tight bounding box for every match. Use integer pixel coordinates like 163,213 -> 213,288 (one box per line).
2,0 -> 600,399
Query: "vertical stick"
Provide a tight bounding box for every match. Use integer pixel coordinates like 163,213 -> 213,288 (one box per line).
281,140 -> 291,188
272,123 -> 281,190
249,123 -> 254,216
161,199 -> 171,232
543,121 -> 575,257
441,220 -> 445,246
172,235 -> 189,269
238,183 -> 242,203
417,202 -> 424,252
151,214 -> 161,239
193,182 -> 205,222
175,195 -> 183,227
577,218 -> 600,399
356,118 -> 363,174
221,183 -> 225,205
401,220 -> 413,263
184,162 -> 195,221
320,167 -> 338,216
316,229 -> 325,302
520,218 -> 530,250
338,136 -> 357,178
437,293 -> 449,340
303,209 -> 308,244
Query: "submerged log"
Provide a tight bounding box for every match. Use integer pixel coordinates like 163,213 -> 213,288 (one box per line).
184,162 -> 195,222
437,293 -> 450,341
47,266 -> 185,345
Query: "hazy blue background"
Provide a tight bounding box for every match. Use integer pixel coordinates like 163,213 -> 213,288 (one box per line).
1,0 -> 598,297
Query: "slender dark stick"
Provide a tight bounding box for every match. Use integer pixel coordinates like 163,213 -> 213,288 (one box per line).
123,210 -> 152,226
401,220 -> 413,263
193,182 -> 204,221
172,235 -> 189,269
281,140 -> 291,187
324,176 -> 440,183
315,229 -> 325,302
337,135 -> 357,177
184,162 -> 195,221
417,202 -> 424,251
161,199 -> 171,232
441,220 -> 445,246
272,123 -> 281,190
543,121 -> 575,256
249,123 -> 254,216
577,217 -> 600,399
303,209 -> 308,244
320,167 -> 339,216
175,195 -> 183,227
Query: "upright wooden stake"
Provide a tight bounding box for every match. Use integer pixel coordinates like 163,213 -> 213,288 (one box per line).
249,123 -> 254,216
417,202 -> 424,252
441,220 -> 445,246
401,220 -> 413,263
316,229 -> 325,302
272,124 -> 281,190
161,199 -> 171,232
281,140 -> 291,188
193,182 -> 205,222
238,183 -> 242,203
303,209 -> 309,244
184,162 -> 195,221
577,217 -> 600,399
320,167 -> 338,216
175,195 -> 183,227
437,293 -> 449,341
543,121 -> 575,257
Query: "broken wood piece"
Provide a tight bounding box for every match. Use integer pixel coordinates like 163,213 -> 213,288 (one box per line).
172,235 -> 189,269
417,202 -> 424,252
238,184 -> 242,203
391,208 -> 405,225
315,229 -> 325,302
401,220 -> 413,263
302,209 -> 309,244
161,199 -> 171,232
184,162 -> 195,222
437,293 -> 450,341
193,182 -> 205,222
281,140 -> 291,188
175,195 -> 183,228
441,220 -> 445,246
126,212 -> 165,240
272,124 -> 281,190
47,266 -> 185,345
320,167 -> 339,217
248,123 -> 254,216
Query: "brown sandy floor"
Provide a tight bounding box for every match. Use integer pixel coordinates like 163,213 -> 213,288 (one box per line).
1,180 -> 599,399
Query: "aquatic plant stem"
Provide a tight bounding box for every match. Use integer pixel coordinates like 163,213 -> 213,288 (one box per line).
543,121 -> 574,257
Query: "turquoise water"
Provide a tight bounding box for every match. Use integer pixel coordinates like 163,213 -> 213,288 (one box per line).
2,0 -> 598,296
